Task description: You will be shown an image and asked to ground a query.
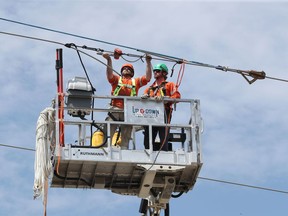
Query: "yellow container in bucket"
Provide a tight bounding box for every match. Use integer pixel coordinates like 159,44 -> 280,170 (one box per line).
92,130 -> 104,147
112,131 -> 121,146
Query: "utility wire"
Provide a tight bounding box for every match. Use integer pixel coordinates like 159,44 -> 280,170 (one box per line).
0,31 -> 120,75
266,75 -> 288,83
0,31 -> 63,46
0,143 -> 35,152
0,18 -> 231,67
1,17 -> 288,84
0,17 -> 136,50
1,30 -> 287,84
1,142 -> 288,195
198,176 -> 288,195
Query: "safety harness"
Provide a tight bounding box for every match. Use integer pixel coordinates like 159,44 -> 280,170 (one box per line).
148,81 -> 167,97
113,77 -> 136,96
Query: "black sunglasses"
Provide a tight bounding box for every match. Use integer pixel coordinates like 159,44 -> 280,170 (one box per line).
153,70 -> 161,73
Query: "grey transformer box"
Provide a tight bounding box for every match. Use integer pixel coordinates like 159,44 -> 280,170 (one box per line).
66,77 -> 93,118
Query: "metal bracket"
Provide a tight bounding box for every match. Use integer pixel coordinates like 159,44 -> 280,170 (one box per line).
240,70 -> 266,84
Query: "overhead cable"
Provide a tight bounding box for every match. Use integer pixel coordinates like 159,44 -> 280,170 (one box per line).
198,176 -> 288,195
0,17 -> 136,50
0,143 -> 35,151
1,17 -> 288,84
0,31 -> 120,75
1,143 -> 288,195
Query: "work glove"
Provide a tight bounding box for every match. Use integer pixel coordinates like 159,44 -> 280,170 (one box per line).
154,95 -> 163,101
141,94 -> 150,99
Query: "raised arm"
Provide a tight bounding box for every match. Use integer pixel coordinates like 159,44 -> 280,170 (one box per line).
102,53 -> 113,80
145,54 -> 152,82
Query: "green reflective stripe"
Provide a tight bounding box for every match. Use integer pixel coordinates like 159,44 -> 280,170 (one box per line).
131,79 -> 136,96
113,77 -> 122,96
113,86 -> 121,96
113,77 -> 136,96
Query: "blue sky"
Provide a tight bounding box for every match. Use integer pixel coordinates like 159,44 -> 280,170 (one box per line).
1,1 -> 288,215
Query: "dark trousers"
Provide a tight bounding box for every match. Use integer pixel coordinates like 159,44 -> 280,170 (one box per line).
143,107 -> 172,151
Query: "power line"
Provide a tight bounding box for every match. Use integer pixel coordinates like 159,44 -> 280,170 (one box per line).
0,31 -> 122,75
0,143 -> 35,152
0,31 -> 64,46
265,75 -> 288,83
198,176 -> 288,195
0,17 -> 136,50
1,142 -> 288,195
1,17 -> 288,84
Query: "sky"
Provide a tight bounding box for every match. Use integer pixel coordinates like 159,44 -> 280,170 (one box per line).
1,0 -> 288,215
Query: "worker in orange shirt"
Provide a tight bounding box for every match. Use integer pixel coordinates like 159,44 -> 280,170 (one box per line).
142,63 -> 181,151
102,53 -> 152,149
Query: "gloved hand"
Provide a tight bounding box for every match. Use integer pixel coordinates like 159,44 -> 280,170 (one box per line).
141,94 -> 150,99
154,95 -> 163,101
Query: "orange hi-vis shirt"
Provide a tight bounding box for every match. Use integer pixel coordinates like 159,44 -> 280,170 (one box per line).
109,74 -> 149,109
144,81 -> 181,99
144,81 -> 181,109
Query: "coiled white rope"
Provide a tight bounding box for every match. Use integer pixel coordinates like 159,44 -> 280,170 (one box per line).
33,107 -> 55,215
